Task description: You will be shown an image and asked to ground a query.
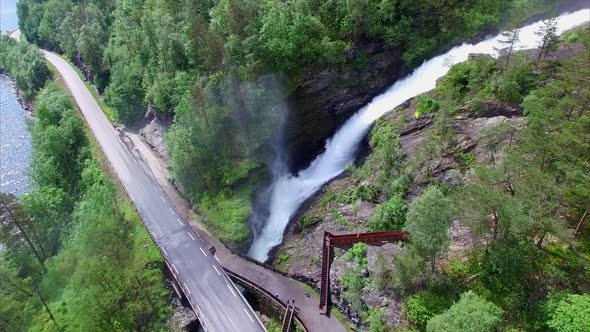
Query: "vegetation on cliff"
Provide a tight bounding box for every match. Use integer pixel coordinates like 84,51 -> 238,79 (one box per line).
280,28 -> 590,331
0,42 -> 170,331
15,0 -> 564,243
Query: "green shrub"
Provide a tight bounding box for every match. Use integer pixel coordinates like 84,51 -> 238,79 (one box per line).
436,55 -> 499,103
445,256 -> 471,279
426,291 -> 503,332
459,152 -> 476,168
547,294 -> 590,332
222,159 -> 258,187
436,62 -> 472,100
320,190 -> 337,207
565,32 -> 578,43
369,194 -> 407,231
348,242 -> 369,268
353,184 -> 376,202
391,246 -> 427,292
300,215 -> 319,228
277,253 -> 290,265
488,55 -> 535,103
333,184 -> 376,205
368,307 -> 385,332
405,291 -> 453,330
342,266 -> 367,315
200,193 -> 250,243
0,35 -> 51,100
264,318 -> 282,332
332,211 -> 352,230
414,96 -> 440,118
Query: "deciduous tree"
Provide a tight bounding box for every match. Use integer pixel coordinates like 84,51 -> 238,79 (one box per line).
405,187 -> 453,272
426,291 -> 503,332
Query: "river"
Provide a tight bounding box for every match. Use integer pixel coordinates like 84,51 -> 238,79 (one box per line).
1,0 -> 18,34
1,0 -> 31,196
248,8 -> 590,262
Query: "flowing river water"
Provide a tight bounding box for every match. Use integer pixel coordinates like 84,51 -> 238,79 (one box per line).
248,8 -> 590,262
1,0 -> 32,196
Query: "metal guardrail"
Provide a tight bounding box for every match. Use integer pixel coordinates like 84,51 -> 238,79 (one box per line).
225,270 -> 310,332
118,170 -> 212,331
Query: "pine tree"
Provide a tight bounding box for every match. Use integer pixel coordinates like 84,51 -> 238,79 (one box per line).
536,17 -> 558,64
499,26 -> 520,71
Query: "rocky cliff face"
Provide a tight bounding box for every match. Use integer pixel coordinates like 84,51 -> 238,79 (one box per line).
285,42 -> 406,172
136,107 -> 173,162
272,95 -> 526,328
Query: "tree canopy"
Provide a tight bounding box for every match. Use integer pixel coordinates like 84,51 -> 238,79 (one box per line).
426,291 -> 504,332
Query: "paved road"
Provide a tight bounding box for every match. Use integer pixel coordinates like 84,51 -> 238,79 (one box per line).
13,29 -> 265,332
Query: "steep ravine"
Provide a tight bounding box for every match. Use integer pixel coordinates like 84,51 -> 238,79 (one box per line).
271,27 -> 589,330
247,9 -> 590,263
284,0 -> 590,173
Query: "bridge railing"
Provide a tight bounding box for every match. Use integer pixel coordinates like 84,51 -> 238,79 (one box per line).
225,270 -> 310,332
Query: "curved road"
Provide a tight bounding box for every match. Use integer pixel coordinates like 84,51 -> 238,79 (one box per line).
11,29 -> 265,332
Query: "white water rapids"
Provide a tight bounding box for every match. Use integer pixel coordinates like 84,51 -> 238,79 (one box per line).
248,9 -> 590,262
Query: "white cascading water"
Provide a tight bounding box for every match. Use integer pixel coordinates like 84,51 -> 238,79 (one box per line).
248,9 -> 590,262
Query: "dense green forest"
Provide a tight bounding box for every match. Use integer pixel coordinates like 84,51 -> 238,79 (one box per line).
0,37 -> 170,331
16,0 -> 565,243
303,29 -> 590,331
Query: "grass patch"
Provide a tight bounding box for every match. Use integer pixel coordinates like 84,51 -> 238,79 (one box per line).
331,305 -> 353,332
296,280 -> 320,297
200,192 -> 250,243
309,255 -> 320,267
332,211 -> 353,231
223,158 -> 259,187
199,162 -> 269,243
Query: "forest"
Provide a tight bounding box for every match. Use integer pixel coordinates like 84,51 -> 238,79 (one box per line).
14,0 -> 563,243
0,37 -> 170,331
2,0 -> 588,331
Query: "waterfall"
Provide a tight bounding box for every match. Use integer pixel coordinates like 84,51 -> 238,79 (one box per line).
248,9 -> 590,262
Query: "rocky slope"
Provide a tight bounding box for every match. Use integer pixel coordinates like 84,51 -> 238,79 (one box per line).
273,95 -> 522,327
271,35 -> 589,329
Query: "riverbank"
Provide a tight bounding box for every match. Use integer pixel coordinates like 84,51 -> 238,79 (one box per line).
0,70 -> 34,113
